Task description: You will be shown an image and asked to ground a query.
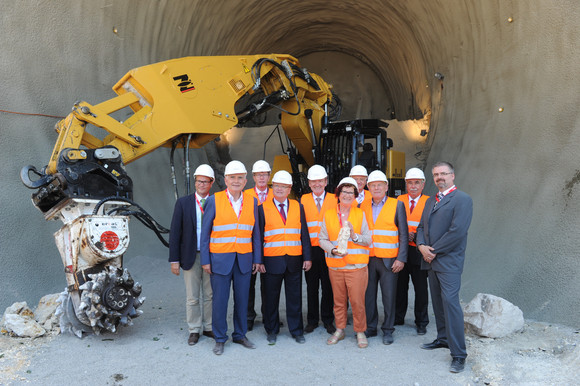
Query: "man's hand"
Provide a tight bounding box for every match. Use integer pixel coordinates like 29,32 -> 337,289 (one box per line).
392,260 -> 405,273
171,262 -> 180,276
303,260 -> 312,272
408,231 -> 416,243
202,264 -> 212,275
253,263 -> 265,274
418,244 -> 436,263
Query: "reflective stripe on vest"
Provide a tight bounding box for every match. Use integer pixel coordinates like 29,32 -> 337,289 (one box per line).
362,197 -> 400,258
398,194 -> 429,246
263,199 -> 302,256
209,191 -> 255,254
301,193 -> 337,247
323,207 -> 369,267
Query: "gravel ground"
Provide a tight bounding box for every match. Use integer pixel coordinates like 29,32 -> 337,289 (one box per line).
1,254 -> 579,385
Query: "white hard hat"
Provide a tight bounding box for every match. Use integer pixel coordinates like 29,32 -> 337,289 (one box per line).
367,170 -> 388,184
405,167 -> 425,180
193,164 -> 215,179
307,165 -> 328,180
337,177 -> 358,188
224,160 -> 247,175
272,170 -> 293,185
252,160 -> 271,173
349,165 -> 368,177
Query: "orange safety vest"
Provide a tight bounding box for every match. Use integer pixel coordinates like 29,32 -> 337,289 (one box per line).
209,190 -> 255,254
398,194 -> 429,246
244,187 -> 273,205
351,190 -> 372,208
361,197 -> 399,258
302,193 -> 338,247
324,207 -> 369,267
262,199 -> 302,256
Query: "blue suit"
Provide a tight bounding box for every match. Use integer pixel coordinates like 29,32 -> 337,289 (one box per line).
416,189 -> 473,359
200,194 -> 262,343
168,194 -> 199,269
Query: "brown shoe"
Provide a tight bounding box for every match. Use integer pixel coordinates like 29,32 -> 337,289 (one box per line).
188,333 -> 200,345
203,330 -> 215,339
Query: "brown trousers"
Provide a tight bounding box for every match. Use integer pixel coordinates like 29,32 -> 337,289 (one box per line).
328,266 -> 368,332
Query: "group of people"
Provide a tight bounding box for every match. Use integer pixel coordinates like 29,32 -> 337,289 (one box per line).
169,159 -> 472,373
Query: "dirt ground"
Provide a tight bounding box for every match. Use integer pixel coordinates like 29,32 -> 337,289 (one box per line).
1,254 -> 579,385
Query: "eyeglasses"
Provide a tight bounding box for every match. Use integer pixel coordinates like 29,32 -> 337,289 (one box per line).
341,191 -> 355,196
195,180 -> 212,185
432,172 -> 452,177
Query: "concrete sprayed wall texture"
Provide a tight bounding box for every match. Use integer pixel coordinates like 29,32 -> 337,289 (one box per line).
1,1 -> 579,327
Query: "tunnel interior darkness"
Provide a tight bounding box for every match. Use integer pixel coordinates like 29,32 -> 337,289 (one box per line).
1,1 -> 580,328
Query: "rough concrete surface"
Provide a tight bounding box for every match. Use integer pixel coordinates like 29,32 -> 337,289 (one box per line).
1,254 -> 579,385
1,0 -> 579,372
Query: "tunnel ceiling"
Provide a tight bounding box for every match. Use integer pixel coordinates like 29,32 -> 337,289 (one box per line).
135,0 -> 434,121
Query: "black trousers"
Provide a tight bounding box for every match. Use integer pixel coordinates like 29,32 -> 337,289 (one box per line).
395,247 -> 429,327
263,269 -> 304,336
247,272 -> 265,322
304,246 -> 334,326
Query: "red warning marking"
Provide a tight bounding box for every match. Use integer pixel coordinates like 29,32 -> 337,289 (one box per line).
181,86 -> 195,93
100,231 -> 120,251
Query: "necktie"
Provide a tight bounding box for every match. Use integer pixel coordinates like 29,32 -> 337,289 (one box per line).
279,203 -> 286,224
410,199 -> 415,213
316,197 -> 322,212
260,192 -> 265,204
436,192 -> 444,202
200,198 -> 206,220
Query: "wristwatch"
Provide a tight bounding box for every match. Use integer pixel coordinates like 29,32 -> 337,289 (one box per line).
353,234 -> 359,243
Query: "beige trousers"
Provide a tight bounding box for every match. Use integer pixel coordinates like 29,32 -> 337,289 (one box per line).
183,253 -> 212,333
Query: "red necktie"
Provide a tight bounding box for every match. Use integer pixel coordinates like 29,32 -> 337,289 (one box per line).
279,203 -> 286,224
410,199 -> 415,213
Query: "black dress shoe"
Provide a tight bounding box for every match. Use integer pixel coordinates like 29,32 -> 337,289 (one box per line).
416,326 -> 427,335
247,319 -> 255,331
233,337 -> 256,349
213,342 -> 224,355
383,333 -> 394,345
188,333 -> 200,346
293,334 -> 306,344
421,339 -> 449,350
203,330 -> 215,339
365,330 -> 377,338
304,324 -> 317,333
267,333 -> 277,345
324,323 -> 336,334
450,357 -> 465,373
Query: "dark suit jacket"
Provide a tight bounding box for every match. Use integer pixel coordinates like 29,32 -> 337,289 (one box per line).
416,189 -> 473,273
200,193 -> 262,275
168,194 -> 201,270
257,200 -> 312,274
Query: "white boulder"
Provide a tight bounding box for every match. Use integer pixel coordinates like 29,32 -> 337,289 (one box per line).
464,293 -> 524,338
3,312 -> 46,338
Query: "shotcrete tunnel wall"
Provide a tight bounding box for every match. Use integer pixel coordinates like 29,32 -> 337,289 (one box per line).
1,1 -> 579,327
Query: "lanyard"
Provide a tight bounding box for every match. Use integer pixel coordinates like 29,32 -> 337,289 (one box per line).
436,186 -> 457,202
337,205 -> 349,228
226,190 -> 243,219
195,195 -> 206,215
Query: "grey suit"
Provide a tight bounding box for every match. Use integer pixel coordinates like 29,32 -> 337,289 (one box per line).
416,189 -> 473,358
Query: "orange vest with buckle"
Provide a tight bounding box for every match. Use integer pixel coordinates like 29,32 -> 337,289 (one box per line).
302,193 -> 337,247
324,207 -> 369,267
361,197 -> 399,258
245,187 -> 273,206
209,191 -> 255,254
398,194 -> 429,246
263,199 -> 302,256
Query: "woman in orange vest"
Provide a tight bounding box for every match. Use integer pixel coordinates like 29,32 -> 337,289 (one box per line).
318,177 -> 371,348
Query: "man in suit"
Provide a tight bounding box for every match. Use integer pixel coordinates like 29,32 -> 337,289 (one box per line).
259,171 -> 312,345
245,160 -> 273,331
395,168 -> 430,335
301,165 -> 337,334
200,160 -> 264,355
169,164 -> 215,346
362,170 -> 408,345
416,161 -> 473,373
